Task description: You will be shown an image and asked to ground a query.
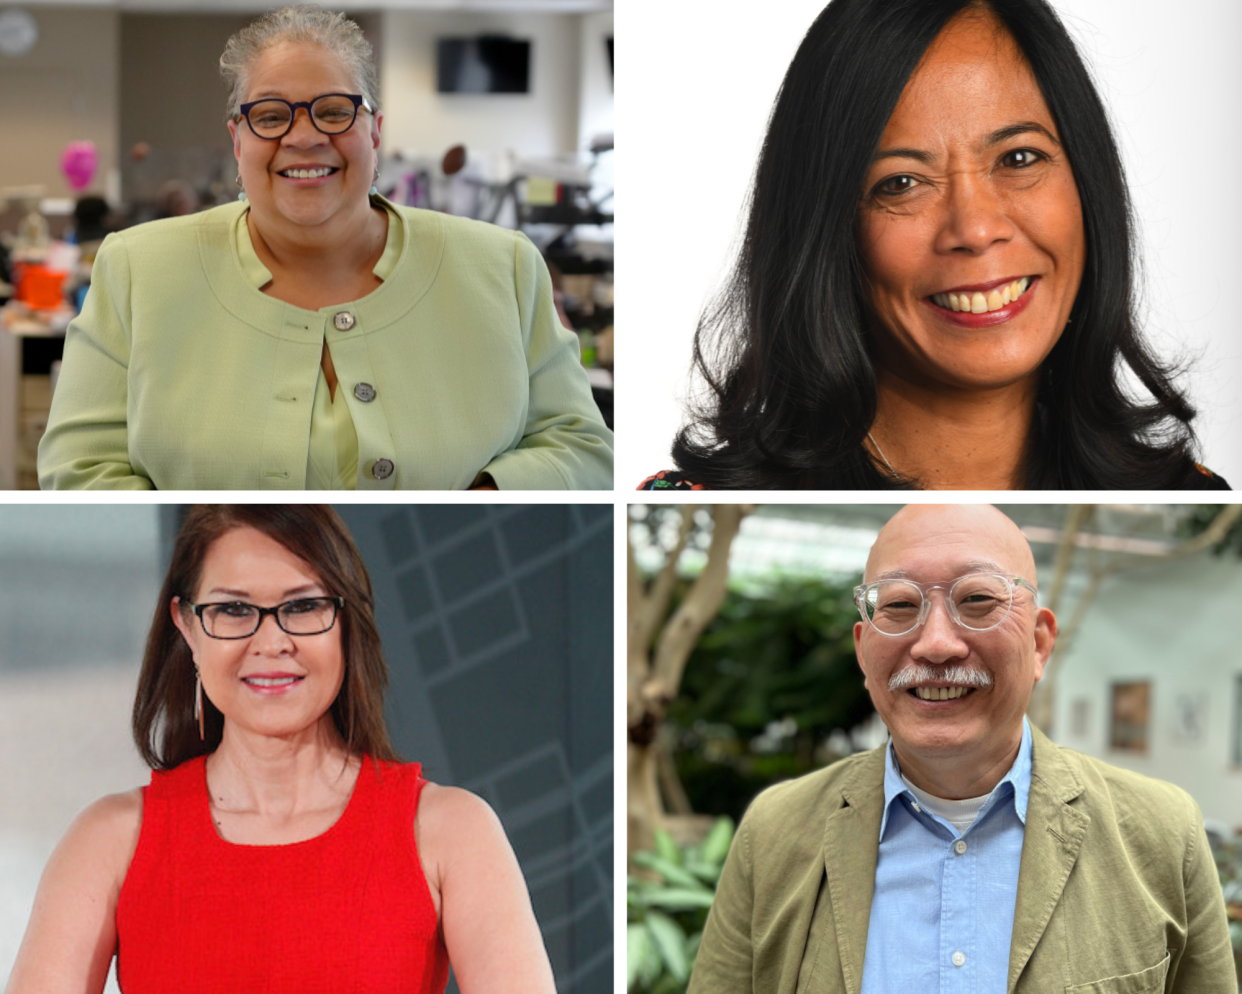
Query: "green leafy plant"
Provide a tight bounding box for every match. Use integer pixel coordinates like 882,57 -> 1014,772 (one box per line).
667,576 -> 873,823
627,818 -> 734,994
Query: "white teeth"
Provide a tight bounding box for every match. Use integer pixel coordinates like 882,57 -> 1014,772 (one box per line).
282,167 -> 332,179
244,677 -> 300,687
913,686 -> 971,701
933,278 -> 1031,314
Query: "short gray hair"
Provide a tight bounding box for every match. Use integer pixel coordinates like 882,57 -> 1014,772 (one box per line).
220,5 -> 379,123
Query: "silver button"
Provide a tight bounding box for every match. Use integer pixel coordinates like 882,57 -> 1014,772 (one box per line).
353,382 -> 376,403
333,310 -> 356,331
954,840 -> 968,855
371,458 -> 394,480
952,952 -> 966,968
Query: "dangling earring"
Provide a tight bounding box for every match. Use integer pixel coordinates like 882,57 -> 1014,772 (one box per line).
194,668 -> 205,741
235,174 -> 247,202
370,164 -> 380,198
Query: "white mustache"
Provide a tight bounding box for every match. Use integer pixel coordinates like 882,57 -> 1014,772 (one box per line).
888,664 -> 994,692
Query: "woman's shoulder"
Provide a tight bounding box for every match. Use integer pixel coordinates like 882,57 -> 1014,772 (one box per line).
106,202 -> 242,249
92,204 -> 244,282
388,201 -> 524,252
637,470 -> 709,490
416,782 -> 499,830
59,788 -> 145,876
80,787 -> 145,828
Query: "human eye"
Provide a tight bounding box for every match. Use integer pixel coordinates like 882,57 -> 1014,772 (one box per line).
282,598 -> 323,614
210,601 -> 255,618
872,174 -> 921,198
874,583 -> 920,612
999,148 -> 1045,169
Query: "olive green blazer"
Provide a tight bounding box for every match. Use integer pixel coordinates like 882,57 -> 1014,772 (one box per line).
688,726 -> 1235,994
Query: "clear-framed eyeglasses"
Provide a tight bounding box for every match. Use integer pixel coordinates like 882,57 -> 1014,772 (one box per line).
236,93 -> 372,140
191,596 -> 345,640
853,574 -> 1038,637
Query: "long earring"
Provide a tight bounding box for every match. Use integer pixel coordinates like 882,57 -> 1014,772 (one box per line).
236,174 -> 247,202
195,668 -> 205,741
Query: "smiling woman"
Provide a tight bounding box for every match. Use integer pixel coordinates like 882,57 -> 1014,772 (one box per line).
5,505 -> 557,994
638,0 -> 1228,491
37,4 -> 612,491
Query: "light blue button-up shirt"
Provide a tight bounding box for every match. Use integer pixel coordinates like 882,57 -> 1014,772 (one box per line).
859,718 -> 1032,994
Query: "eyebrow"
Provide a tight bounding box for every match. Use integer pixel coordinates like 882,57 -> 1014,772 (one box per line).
872,121 -> 1061,165
871,560 -> 1007,581
206,584 -> 324,600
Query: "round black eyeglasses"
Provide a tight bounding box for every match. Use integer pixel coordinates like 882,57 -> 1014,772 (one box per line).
191,597 -> 345,639
236,93 -> 371,140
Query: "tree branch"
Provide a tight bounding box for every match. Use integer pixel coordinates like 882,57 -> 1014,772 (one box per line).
650,504 -> 754,699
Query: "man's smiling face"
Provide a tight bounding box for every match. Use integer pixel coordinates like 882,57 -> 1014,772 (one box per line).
854,505 -> 1055,783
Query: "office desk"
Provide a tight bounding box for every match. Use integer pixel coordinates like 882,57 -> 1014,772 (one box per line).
0,304 -> 71,490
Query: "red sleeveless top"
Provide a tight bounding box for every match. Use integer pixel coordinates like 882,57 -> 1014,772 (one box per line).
115,756 -> 449,994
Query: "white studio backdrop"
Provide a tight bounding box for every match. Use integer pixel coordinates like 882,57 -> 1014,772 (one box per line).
617,0 -> 1242,490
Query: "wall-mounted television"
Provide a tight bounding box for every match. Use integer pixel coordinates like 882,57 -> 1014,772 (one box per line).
437,36 -> 531,94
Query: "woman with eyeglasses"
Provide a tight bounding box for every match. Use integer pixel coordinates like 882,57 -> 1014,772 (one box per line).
6,505 -> 557,993
38,5 -> 612,490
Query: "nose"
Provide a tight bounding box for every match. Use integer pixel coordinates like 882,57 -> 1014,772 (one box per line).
907,591 -> 970,666
932,172 -> 1016,255
251,611 -> 295,653
282,106 -> 327,146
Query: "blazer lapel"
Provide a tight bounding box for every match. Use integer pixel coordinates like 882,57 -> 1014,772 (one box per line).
817,749 -> 886,994
1007,727 -> 1091,994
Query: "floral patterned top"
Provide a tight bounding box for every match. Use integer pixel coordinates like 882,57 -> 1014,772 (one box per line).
637,464 -> 1231,491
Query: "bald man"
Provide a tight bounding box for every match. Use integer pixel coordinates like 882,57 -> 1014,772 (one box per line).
687,505 -> 1235,994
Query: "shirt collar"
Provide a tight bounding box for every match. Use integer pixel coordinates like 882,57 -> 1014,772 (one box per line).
878,715 -> 1033,838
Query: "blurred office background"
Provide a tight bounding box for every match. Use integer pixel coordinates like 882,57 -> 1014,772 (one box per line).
0,502 -> 613,993
0,0 -> 614,489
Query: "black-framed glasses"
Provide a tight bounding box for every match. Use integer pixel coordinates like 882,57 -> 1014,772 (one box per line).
236,93 -> 370,140
854,574 -> 1038,637
191,597 -> 345,639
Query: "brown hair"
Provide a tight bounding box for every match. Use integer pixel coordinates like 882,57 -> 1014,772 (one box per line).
133,505 -> 400,770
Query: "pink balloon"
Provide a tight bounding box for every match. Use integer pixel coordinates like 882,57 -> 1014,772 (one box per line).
60,141 -> 98,191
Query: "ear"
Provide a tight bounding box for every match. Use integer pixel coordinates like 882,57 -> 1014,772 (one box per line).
854,620 -> 870,689
171,596 -> 196,652
1031,607 -> 1057,681
370,109 -> 383,151
227,118 -> 242,163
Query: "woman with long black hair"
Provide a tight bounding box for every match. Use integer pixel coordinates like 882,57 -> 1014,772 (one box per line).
640,0 -> 1229,490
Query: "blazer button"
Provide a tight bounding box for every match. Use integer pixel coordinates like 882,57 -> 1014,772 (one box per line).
371,458 -> 394,480
353,382 -> 376,403
333,310 -> 356,331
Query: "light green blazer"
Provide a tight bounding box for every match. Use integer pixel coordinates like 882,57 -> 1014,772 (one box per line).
689,726 -> 1236,994
37,200 -> 613,490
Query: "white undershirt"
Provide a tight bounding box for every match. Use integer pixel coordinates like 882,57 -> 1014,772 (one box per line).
900,773 -> 990,834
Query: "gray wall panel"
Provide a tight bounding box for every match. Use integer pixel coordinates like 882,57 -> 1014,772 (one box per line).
338,504 -> 612,993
